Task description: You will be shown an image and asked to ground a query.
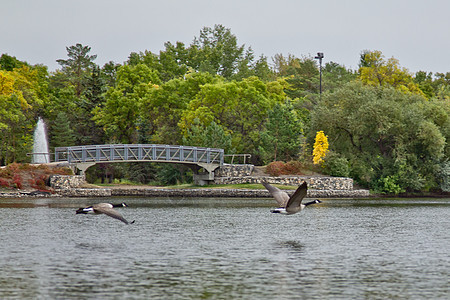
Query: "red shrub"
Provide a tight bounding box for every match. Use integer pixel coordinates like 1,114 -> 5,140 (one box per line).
13,174 -> 22,189
0,167 -> 13,179
19,163 -> 32,170
284,161 -> 304,175
52,167 -> 73,175
266,161 -> 285,176
0,178 -> 9,188
266,161 -> 305,176
35,176 -> 47,189
7,163 -> 20,173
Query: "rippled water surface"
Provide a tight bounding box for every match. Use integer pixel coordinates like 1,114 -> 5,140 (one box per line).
0,197 -> 449,299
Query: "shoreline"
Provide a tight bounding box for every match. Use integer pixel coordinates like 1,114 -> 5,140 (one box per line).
0,185 -> 371,198
0,184 -> 372,198
58,187 -> 372,198
2,185 -> 447,199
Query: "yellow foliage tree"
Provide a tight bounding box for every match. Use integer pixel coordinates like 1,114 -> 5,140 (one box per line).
0,71 -> 16,97
313,130 -> 329,165
359,50 -> 425,97
0,68 -> 35,109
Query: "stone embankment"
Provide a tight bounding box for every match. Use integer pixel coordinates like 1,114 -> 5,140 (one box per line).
0,166 -> 370,198
49,172 -> 369,198
54,186 -> 368,198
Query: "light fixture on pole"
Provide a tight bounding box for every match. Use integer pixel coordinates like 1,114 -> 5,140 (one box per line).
314,52 -> 324,95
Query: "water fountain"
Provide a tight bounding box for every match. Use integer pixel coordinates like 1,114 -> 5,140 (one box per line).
32,117 -> 50,164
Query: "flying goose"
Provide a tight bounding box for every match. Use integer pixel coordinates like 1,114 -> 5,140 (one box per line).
76,202 -> 134,224
262,181 -> 321,214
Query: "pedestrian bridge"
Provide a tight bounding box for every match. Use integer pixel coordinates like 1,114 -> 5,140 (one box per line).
54,144 -> 224,185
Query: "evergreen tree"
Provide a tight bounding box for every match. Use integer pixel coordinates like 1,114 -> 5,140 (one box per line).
56,43 -> 97,96
182,119 -> 232,152
50,112 -> 76,148
259,103 -> 303,163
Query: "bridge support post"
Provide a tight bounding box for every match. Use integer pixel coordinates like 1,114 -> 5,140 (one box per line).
193,172 -> 215,186
74,162 -> 96,176
193,163 -> 219,186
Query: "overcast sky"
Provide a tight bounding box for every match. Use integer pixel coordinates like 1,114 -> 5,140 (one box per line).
2,0 -> 449,74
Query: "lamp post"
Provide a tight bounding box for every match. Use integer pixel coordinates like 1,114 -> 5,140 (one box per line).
314,52 -> 324,95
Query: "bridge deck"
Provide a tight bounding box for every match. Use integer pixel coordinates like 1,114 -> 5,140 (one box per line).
54,144 -> 224,166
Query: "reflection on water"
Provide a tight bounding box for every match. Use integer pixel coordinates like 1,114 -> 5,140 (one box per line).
0,197 -> 449,299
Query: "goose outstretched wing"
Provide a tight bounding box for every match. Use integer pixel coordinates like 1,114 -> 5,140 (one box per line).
285,182 -> 308,213
262,182 -> 290,207
94,205 -> 131,224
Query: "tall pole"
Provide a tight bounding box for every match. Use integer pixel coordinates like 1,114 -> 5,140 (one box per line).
314,52 -> 324,95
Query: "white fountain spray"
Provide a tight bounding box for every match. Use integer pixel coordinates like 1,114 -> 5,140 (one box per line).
32,117 -> 50,164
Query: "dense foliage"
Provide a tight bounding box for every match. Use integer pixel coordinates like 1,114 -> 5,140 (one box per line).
1,25 -> 449,193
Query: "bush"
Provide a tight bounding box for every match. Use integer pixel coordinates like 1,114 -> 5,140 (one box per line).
33,175 -> 47,190
323,152 -> 350,177
156,165 -> 182,185
375,175 -> 405,194
0,163 -> 71,190
266,161 -> 285,176
266,161 -> 305,176
439,162 -> 450,192
0,165 -> 14,179
13,174 -> 22,189
284,161 -> 305,175
0,178 -> 9,188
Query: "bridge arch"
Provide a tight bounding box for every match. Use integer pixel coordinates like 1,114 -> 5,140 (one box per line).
54,144 -> 224,185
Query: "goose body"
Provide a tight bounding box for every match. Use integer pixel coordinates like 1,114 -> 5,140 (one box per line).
262,181 -> 321,215
76,202 -> 134,224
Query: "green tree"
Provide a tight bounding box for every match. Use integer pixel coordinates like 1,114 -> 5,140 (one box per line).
0,66 -> 46,164
0,92 -> 29,164
272,53 -> 300,76
0,54 -> 26,71
414,71 -> 435,98
322,151 -> 350,177
50,112 -> 76,147
311,81 -> 448,193
46,65 -> 105,146
273,54 -> 320,100
140,71 -> 219,144
78,65 -> 107,145
180,76 -> 286,155
159,42 -> 189,81
56,43 -> 97,96
45,80 -> 78,139
187,25 -> 264,80
92,64 -> 161,143
259,103 -> 303,163
101,61 -> 121,87
252,55 -> 275,81
322,62 -> 357,93
439,162 -> 450,192
182,119 -> 233,152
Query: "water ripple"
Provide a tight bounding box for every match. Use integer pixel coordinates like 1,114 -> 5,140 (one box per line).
0,197 -> 448,299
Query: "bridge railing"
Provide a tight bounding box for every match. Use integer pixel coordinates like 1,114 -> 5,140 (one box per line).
54,144 -> 224,165
224,154 -> 252,165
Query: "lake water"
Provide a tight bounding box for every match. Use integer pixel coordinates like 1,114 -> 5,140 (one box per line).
0,197 -> 448,299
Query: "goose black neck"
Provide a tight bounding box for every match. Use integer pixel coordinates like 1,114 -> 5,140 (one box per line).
113,203 -> 127,208
304,200 -> 319,206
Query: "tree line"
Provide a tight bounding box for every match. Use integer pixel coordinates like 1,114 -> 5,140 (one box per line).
0,24 -> 449,193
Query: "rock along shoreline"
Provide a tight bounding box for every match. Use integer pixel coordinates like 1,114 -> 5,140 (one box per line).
0,174 -> 372,198
0,186 -> 371,199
